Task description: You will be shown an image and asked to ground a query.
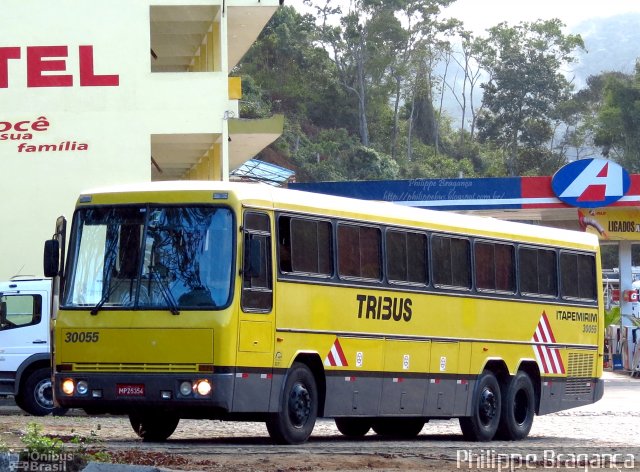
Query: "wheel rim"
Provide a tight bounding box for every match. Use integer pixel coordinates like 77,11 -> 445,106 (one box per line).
287,382 -> 311,428
513,389 -> 530,425
34,379 -> 54,410
478,386 -> 497,426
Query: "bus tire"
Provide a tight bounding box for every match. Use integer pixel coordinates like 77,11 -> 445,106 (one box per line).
496,371 -> 535,440
335,418 -> 371,437
459,370 -> 501,441
129,412 -> 179,442
266,362 -> 317,444
19,367 -> 67,416
371,418 -> 425,438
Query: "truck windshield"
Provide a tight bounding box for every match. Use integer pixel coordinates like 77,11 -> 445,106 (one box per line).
62,205 -> 234,311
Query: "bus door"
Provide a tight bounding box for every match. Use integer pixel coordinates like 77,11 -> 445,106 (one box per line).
234,210 -> 274,412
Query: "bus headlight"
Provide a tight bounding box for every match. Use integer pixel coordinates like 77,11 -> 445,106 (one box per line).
76,381 -> 89,395
179,381 -> 192,396
194,379 -> 211,396
61,379 -> 75,395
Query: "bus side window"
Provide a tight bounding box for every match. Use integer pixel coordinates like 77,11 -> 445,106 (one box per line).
560,252 -> 597,301
432,235 -> 471,289
386,230 -> 428,285
474,241 -> 515,293
337,224 -> 381,281
519,247 -> 557,297
242,212 -> 272,313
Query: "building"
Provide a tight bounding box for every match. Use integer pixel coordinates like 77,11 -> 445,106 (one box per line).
0,0 -> 283,279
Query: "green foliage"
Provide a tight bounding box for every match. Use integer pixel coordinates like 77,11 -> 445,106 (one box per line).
236,4 -> 632,184
21,423 -> 64,456
18,422 -> 110,471
605,306 -> 620,328
476,20 -> 585,175
594,65 -> 640,171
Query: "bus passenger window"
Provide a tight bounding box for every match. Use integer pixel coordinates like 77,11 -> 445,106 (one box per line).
519,247 -> 557,297
290,218 -> 332,276
475,242 -> 515,293
337,224 -> 381,280
560,252 -> 597,301
432,235 -> 471,289
386,230 -> 427,284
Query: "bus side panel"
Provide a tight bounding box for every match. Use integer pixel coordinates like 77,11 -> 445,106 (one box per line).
379,339 -> 430,416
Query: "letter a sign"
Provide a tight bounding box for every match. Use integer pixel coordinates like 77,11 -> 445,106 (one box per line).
551,158 -> 630,208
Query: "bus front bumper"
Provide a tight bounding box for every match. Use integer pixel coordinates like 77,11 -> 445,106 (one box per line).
53,372 -> 234,414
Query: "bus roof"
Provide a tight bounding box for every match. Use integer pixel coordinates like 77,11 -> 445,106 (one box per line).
79,181 -> 599,250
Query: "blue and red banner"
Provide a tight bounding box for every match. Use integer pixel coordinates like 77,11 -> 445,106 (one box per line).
291,175 -> 640,211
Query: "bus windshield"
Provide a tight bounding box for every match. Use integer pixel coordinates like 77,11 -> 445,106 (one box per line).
63,205 -> 234,312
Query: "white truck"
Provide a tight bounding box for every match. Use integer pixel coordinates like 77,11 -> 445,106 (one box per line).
0,277 -> 64,415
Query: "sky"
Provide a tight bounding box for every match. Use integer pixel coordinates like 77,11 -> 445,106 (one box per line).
294,0 -> 639,34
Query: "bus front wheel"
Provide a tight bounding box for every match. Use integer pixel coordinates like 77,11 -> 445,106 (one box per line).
266,362 -> 318,444
129,412 -> 179,442
496,371 -> 535,440
459,370 -> 501,441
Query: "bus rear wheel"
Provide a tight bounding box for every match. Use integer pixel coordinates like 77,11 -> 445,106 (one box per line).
129,412 -> 179,442
335,418 -> 371,437
459,370 -> 501,441
496,371 -> 535,440
266,362 -> 317,444
372,418 -> 425,438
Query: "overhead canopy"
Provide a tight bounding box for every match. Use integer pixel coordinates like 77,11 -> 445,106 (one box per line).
231,159 -> 295,186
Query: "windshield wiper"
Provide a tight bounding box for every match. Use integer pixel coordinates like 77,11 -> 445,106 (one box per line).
152,271 -> 180,316
90,279 -> 124,316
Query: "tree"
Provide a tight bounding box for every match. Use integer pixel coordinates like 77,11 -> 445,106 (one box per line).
594,65 -> 640,172
236,6 -> 350,129
475,20 -> 585,175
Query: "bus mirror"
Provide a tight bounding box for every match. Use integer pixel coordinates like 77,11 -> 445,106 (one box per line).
244,238 -> 263,278
43,239 -> 60,278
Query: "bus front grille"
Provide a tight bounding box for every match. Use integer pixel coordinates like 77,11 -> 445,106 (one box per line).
72,363 -> 198,372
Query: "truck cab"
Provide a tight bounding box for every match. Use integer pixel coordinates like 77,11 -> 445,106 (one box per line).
0,277 -> 63,415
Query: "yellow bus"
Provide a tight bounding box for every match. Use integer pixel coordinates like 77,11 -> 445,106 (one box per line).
43,181 -> 604,444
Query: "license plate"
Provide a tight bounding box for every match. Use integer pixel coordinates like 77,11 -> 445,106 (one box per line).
116,384 -> 145,396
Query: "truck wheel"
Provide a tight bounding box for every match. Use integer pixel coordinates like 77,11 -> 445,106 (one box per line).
266,362 -> 317,444
496,371 -> 535,440
459,370 -> 501,441
19,367 -> 67,416
129,412 -> 179,441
